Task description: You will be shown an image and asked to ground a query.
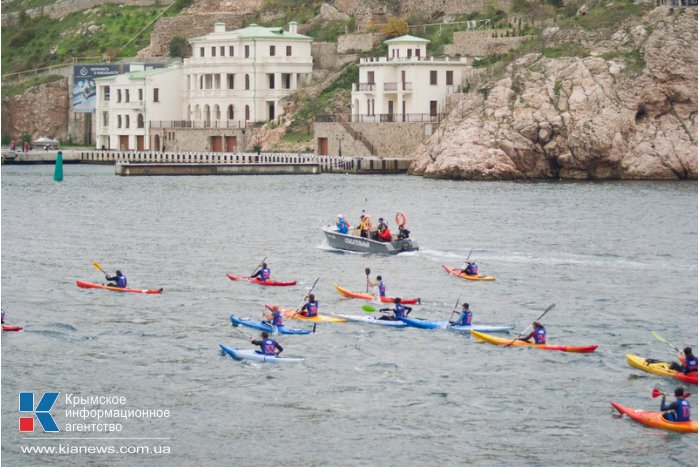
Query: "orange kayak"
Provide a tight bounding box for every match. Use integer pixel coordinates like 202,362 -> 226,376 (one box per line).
470,330 -> 598,353
77,280 -> 163,294
442,265 -> 496,281
264,305 -> 346,323
611,402 -> 698,433
333,283 -> 420,305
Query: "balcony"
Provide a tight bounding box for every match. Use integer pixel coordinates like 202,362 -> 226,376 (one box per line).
353,83 -> 376,92
383,82 -> 413,92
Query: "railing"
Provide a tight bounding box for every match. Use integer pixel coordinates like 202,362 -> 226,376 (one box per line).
384,82 -> 397,91
382,82 -> 413,92
81,150 -> 319,164
360,56 -> 470,64
354,83 -> 376,92
316,113 -> 445,124
150,120 -> 247,129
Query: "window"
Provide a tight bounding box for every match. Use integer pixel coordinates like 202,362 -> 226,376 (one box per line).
212,47 -> 216,57
269,45 -> 275,56
429,100 -> 438,116
229,45 -> 234,56
407,49 -> 412,58
286,45 -> 292,56
103,86 -> 110,102
137,113 -> 144,128
117,115 -> 122,128
430,70 -> 437,85
268,74 -> 275,89
282,73 -> 291,89
125,90 -> 130,103
200,47 -> 205,57
228,104 -> 234,120
220,46 -> 225,56
227,73 -> 235,89
446,71 -> 454,86
138,88 -> 143,101
125,115 -> 130,128
245,74 -> 250,90
102,111 -> 108,126
245,45 -> 250,58
367,71 -> 375,84
153,88 -> 160,102
245,105 -> 250,121
416,48 -> 420,58
117,89 -> 122,103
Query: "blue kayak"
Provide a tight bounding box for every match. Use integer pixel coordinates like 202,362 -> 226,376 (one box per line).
219,344 -> 304,363
230,315 -> 312,335
399,316 -> 513,333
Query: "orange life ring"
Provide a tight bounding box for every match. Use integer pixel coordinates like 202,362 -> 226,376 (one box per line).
395,212 -> 407,226
365,216 -> 373,231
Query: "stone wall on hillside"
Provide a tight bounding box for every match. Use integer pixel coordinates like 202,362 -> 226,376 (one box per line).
337,33 -> 382,53
315,121 -> 431,158
445,30 -> 528,56
311,43 -> 342,70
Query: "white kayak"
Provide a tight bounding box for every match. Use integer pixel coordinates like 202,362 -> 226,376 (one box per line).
332,314 -> 408,327
219,344 -> 304,363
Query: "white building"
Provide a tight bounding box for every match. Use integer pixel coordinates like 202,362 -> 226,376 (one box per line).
183,21 -> 313,126
350,35 -> 470,122
95,64 -> 182,151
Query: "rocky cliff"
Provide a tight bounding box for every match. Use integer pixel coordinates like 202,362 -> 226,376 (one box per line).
410,7 -> 698,180
1,79 -> 71,142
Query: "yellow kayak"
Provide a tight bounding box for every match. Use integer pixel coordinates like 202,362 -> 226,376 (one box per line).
626,354 -> 698,384
470,330 -> 598,353
265,305 -> 347,323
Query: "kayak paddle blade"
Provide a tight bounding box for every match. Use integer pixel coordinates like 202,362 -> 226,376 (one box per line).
362,305 -> 377,313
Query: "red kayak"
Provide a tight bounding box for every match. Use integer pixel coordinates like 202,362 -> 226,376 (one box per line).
226,274 -> 296,287
611,402 -> 698,433
2,324 -> 23,332
76,280 -> 163,294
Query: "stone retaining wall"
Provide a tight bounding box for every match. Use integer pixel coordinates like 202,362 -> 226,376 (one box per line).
445,30 -> 528,57
315,121 -> 432,158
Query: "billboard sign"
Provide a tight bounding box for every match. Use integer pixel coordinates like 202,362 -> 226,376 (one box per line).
73,64 -> 129,113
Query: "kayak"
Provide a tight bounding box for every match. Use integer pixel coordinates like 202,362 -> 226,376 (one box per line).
219,344 -> 304,363
226,273 -> 297,287
442,265 -> 496,281
334,283 -> 420,305
470,330 -> 598,353
264,305 -> 347,323
76,280 -> 163,294
611,402 -> 698,433
398,316 -> 513,333
2,324 -> 23,332
332,314 -> 408,327
230,315 -> 311,335
626,354 -> 698,385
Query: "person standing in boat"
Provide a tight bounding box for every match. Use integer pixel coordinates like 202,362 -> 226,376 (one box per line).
378,297 -> 412,321
669,347 -> 699,375
336,214 -> 350,234
450,303 -> 473,326
519,321 -> 546,344
250,262 -> 271,282
298,293 -> 319,318
660,387 -> 691,422
251,331 -> 283,356
357,215 -> 371,238
263,305 -> 284,326
106,270 -> 127,288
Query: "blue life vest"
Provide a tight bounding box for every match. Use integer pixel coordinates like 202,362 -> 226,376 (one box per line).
116,274 -> 127,288
305,301 -> 319,317
466,263 -> 477,275
676,399 -> 692,422
686,357 -> 698,374
261,338 -> 277,356
337,219 -> 349,234
458,310 -> 472,326
393,304 -> 408,319
533,327 -> 546,344
260,268 -> 271,280
378,282 -> 386,297
271,310 -> 283,326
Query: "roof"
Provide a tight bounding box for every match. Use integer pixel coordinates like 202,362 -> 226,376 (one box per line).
93,66 -> 178,82
384,35 -> 431,45
191,23 -> 312,42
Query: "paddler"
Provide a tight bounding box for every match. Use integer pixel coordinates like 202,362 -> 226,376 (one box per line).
106,270 -> 127,288
461,261 -> 478,276
368,275 -> 386,297
251,331 -> 283,356
519,321 -> 546,344
378,297 -> 412,321
450,303 -> 473,326
263,305 -> 284,326
670,347 -> 699,375
298,293 -> 319,318
660,387 -> 691,422
336,214 -> 350,234
250,262 -> 271,281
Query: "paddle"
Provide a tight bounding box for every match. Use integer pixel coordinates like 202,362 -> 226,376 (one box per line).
448,297 -> 461,323
250,256 -> 268,277
365,267 -> 371,292
652,331 -> 681,353
362,305 -> 377,313
652,388 -> 691,399
232,325 -> 254,340
293,277 -> 320,316
505,304 -> 555,347
92,261 -> 108,278
462,249 -> 473,269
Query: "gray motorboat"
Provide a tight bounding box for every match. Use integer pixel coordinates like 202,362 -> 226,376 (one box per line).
322,226 -> 419,254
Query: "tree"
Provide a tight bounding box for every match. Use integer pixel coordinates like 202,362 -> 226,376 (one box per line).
381,16 -> 409,38
169,36 -> 190,58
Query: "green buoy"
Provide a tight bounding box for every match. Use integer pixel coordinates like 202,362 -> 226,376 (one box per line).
53,150 -> 63,181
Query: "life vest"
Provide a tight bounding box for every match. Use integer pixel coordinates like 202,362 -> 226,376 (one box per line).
533,327 -> 546,344
337,219 -> 349,234
116,274 -> 127,288
378,228 -> 392,241
466,263 -> 478,275
271,310 -> 283,326
378,282 -> 386,297
676,399 -> 692,422
261,338 -> 277,355
394,304 -> 408,319
260,268 -> 271,280
458,311 -> 472,326
686,356 -> 698,373
305,301 -> 319,317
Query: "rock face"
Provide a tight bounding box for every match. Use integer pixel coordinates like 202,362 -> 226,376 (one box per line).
1,79 -> 70,142
410,8 -> 698,180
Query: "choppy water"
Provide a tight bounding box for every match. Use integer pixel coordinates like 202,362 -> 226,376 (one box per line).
1,165 -> 697,466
